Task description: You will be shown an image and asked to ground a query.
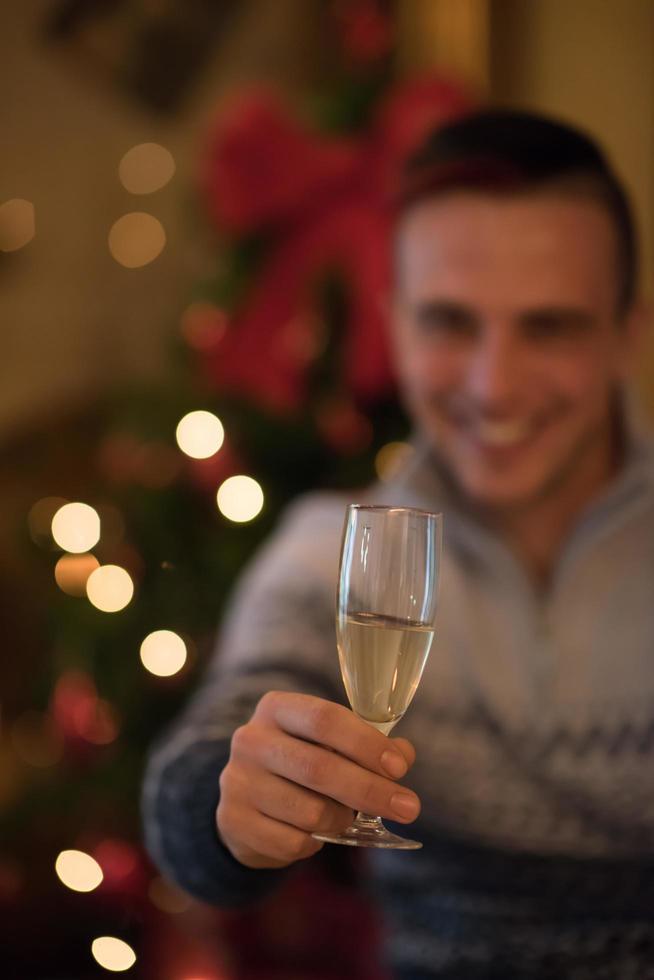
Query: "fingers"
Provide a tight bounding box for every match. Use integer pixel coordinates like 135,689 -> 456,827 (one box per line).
390,737 -> 416,769
244,726 -> 420,824
255,691 -> 416,781
217,802 -> 324,870
246,768 -> 354,835
218,693 -> 421,871
217,755 -> 353,869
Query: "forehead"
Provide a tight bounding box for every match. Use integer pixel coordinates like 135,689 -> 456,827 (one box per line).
395,191 -> 619,311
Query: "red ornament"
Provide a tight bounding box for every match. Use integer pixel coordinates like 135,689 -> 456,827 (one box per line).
94,838 -> 144,893
51,671 -> 120,754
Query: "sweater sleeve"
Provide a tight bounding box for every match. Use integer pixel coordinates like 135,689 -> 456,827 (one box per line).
141,494 -> 346,906
142,732 -> 286,905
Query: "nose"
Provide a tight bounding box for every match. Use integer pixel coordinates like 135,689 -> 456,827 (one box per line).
464,327 -> 522,412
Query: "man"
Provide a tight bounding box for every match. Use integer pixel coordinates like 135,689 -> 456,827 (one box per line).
143,110 -> 654,978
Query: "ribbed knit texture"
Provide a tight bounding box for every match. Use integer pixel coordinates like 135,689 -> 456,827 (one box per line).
143,425 -> 654,977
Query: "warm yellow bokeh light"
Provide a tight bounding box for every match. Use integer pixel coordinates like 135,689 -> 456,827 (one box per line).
216,475 -> 264,523
55,849 -> 103,893
51,502 -> 101,554
118,143 -> 176,194
108,212 -> 165,268
91,936 -> 136,972
374,441 -> 414,483
140,630 -> 187,677
55,553 -> 100,597
86,565 -> 134,613
175,410 -> 224,459
0,198 -> 35,252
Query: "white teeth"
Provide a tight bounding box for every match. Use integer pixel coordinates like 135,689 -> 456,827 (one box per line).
475,419 -> 530,447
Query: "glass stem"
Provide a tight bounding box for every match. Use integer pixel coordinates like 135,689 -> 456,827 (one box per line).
354,811 -> 383,829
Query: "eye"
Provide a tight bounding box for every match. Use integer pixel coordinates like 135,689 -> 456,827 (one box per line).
522,310 -> 594,341
414,303 -> 477,338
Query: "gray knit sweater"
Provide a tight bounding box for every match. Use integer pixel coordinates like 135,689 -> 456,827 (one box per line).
143,430 -> 654,978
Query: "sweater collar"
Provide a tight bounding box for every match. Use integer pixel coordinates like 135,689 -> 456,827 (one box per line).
378,388 -> 654,574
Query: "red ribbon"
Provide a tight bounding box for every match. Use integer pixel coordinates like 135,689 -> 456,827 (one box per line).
200,78 -> 473,412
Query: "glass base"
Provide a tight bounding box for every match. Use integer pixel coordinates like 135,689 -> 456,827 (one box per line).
312,812 -> 422,850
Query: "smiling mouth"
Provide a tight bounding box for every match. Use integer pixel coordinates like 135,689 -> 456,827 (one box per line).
431,393 -> 565,453
471,418 -> 533,448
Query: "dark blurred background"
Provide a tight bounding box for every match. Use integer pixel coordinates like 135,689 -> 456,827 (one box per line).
1,2 -> 652,978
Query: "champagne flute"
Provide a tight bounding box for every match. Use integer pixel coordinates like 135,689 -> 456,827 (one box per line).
313,504 -> 442,849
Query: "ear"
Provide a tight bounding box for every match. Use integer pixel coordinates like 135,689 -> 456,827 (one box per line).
616,298 -> 650,380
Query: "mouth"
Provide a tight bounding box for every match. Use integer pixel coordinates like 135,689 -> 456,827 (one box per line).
472,417 -> 534,449
427,393 -> 566,462
444,412 -> 559,462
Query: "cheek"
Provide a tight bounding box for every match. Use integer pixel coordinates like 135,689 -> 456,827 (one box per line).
396,339 -> 463,399
538,346 -> 618,412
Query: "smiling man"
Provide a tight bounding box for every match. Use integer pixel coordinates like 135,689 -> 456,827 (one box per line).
144,111 -> 654,979
395,204 -> 640,583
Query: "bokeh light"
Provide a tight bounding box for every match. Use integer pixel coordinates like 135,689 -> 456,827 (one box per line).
140,630 -> 187,677
118,143 -> 175,194
175,410 -> 224,459
82,699 -> 120,745
51,670 -> 120,746
180,302 -> 227,352
51,502 -> 101,554
148,875 -> 193,914
91,936 -> 136,972
374,441 -> 414,482
86,565 -> 134,612
0,198 -> 35,252
27,496 -> 68,547
55,553 -> 100,597
94,839 -> 139,887
108,212 -> 165,268
55,850 -> 103,893
216,475 -> 264,523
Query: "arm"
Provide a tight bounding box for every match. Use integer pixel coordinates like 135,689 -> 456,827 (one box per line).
141,495 -> 419,903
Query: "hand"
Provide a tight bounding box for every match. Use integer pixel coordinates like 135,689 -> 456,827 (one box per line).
216,691 -> 420,869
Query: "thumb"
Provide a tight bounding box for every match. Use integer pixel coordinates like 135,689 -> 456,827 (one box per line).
389,737 -> 416,769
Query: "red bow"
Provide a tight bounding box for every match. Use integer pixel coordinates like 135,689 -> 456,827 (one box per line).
200,77 -> 473,413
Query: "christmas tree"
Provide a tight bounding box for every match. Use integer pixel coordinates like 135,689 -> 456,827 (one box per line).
2,4 -> 470,976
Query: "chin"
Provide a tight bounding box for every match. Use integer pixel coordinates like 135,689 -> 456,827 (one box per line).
449,462 -> 551,514
464,486 -> 538,514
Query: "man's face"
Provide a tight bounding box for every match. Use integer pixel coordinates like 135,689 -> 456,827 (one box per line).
393,191 -> 640,513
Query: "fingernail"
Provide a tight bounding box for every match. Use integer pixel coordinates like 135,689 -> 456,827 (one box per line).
381,750 -> 407,778
391,792 -> 419,820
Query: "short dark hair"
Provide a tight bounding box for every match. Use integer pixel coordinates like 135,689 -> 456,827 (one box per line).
399,109 -> 638,315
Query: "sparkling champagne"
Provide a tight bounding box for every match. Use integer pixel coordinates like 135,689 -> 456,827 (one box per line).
337,611 -> 435,733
